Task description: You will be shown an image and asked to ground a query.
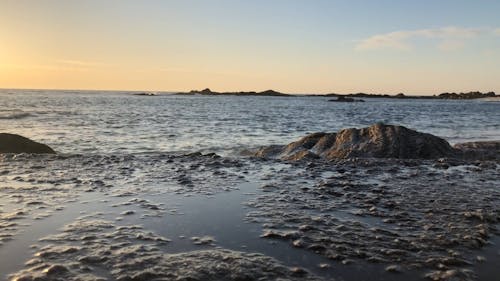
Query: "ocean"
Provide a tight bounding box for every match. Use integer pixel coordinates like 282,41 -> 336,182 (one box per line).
1,89 -> 499,155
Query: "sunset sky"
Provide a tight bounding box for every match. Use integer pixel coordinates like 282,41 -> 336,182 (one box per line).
1,0 -> 499,94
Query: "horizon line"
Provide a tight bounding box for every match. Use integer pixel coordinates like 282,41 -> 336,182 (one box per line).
2,87 -> 495,97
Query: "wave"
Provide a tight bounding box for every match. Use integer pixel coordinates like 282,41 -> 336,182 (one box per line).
0,112 -> 32,120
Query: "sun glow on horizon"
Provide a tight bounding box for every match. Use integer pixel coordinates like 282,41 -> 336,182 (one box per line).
1,0 -> 499,94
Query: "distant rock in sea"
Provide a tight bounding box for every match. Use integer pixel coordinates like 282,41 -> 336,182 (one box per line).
328,96 -> 365,102
438,91 -> 496,100
0,133 -> 55,154
176,88 -> 289,96
324,91 -> 496,100
255,123 -> 457,160
132,92 -> 156,96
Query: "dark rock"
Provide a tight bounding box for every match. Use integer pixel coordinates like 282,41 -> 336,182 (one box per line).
200,88 -> 213,94
254,145 -> 284,158
178,88 -> 290,96
438,91 -> 496,100
132,92 -> 156,96
0,133 -> 55,154
324,91 -> 496,100
328,96 -> 365,102
185,152 -> 203,157
454,141 -> 500,152
454,141 -> 500,160
254,123 -> 457,160
259,89 -> 286,96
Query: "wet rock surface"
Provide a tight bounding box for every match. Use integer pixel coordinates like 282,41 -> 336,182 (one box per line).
1,151 -> 499,281
0,133 -> 55,154
245,158 -> 500,280
454,141 -> 500,161
255,123 -> 460,160
10,215 -> 322,281
0,152 -> 246,263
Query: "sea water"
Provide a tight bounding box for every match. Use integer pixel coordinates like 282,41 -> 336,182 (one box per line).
1,89 -> 499,155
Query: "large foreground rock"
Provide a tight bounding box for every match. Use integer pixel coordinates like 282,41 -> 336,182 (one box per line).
255,123 -> 457,160
0,133 -> 55,154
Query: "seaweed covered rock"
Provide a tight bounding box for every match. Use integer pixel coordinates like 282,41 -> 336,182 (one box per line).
0,133 -> 55,154
255,123 -> 457,160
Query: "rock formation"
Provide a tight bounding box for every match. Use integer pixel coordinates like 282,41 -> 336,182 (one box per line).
132,92 -> 156,96
177,88 -> 290,96
438,91 -> 496,100
324,91 -> 496,100
454,141 -> 500,160
255,123 -> 457,160
328,96 -> 365,102
0,133 -> 55,154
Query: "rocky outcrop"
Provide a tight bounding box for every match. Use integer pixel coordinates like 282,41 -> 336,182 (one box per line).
132,92 -> 156,96
454,141 -> 500,160
255,123 -> 457,160
177,88 -> 290,96
323,91 -> 496,100
438,91 -> 496,100
0,133 -> 55,154
328,96 -> 365,102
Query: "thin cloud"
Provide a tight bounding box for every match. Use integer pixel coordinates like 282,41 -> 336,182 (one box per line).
4,63 -> 90,72
57,60 -> 108,67
437,40 -> 465,52
356,26 -> 495,51
356,30 -> 415,51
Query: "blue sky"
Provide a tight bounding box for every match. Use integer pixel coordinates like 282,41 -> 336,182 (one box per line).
1,0 -> 499,94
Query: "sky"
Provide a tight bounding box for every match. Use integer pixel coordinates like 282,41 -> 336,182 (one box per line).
1,0 -> 499,94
